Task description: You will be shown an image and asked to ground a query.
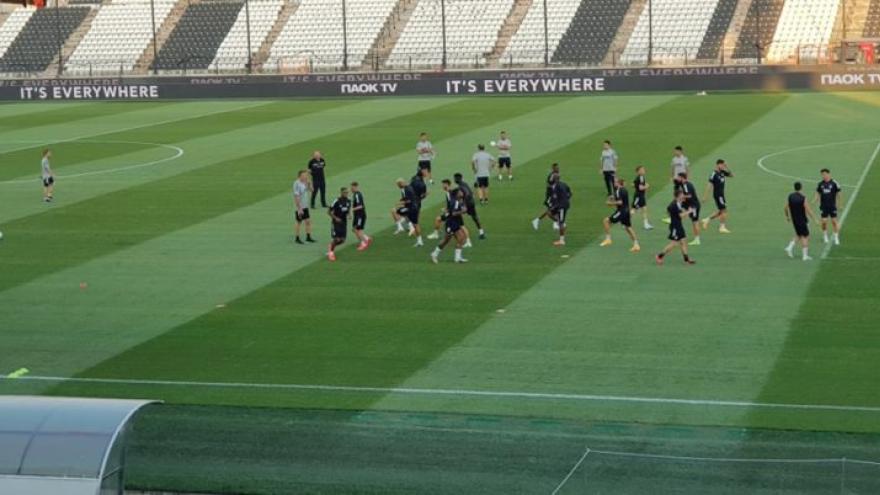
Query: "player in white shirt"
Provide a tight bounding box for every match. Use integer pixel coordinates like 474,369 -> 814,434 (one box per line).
41,149 -> 55,203
416,132 -> 435,185
494,131 -> 513,181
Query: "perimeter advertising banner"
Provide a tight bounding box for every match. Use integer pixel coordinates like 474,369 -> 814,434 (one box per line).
0,65 -> 877,101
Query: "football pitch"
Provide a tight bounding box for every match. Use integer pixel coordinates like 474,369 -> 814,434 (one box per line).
0,92 -> 878,494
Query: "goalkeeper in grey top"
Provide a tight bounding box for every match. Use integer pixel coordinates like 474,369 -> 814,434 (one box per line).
496,131 -> 513,181
472,144 -> 496,205
671,145 -> 690,180
600,140 -> 618,196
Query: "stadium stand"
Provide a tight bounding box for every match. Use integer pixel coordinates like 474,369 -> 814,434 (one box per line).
67,0 -> 178,74
266,0 -> 398,71
733,0 -> 785,60
0,6 -> 90,73
212,0 -> 283,70
767,0 -> 841,62
0,7 -> 35,61
552,0 -> 631,66
153,1 -> 244,70
696,0 -> 738,61
501,0 -> 581,66
866,0 -> 880,36
387,0 -> 514,68
620,0 -> 720,64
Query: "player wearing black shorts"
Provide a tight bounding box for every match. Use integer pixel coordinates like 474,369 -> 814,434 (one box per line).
416,132 -> 435,184
495,131 -> 513,181
409,170 -> 428,245
678,172 -> 702,246
786,182 -> 817,261
814,168 -> 842,245
550,175 -> 572,247
454,173 -> 485,241
702,159 -> 734,234
531,163 -> 560,231
326,187 -> 351,262
631,165 -> 653,230
430,188 -> 469,264
350,182 -> 372,251
655,189 -> 696,266
293,170 -> 315,244
308,150 -> 327,208
391,178 -> 423,247
41,149 -> 55,203
601,177 -> 640,252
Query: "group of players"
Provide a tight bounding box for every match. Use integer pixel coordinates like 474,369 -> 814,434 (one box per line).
290,133 -> 845,265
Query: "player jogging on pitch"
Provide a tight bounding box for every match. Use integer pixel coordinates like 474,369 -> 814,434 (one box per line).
454,173 -> 484,241
786,182 -> 817,261
392,178 -> 423,246
41,149 -> 55,203
532,163 -> 560,231
293,170 -> 315,244
601,177 -> 640,252
656,189 -> 696,266
495,131 -> 513,181
814,168 -> 842,245
326,187 -> 351,262
679,172 -> 702,246
350,182 -> 372,251
431,188 -> 469,264
416,132 -> 435,185
600,140 -> 618,196
472,144 -> 495,205
631,165 -> 653,230
550,175 -> 572,247
702,159 -> 734,234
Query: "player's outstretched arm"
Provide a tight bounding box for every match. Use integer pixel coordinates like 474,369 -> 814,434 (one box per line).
784,204 -> 791,222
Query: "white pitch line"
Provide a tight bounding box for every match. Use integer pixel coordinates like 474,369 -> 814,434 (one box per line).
0,101 -> 269,156
550,447 -> 590,495
5,375 -> 880,413
821,139 -> 880,259
755,138 -> 878,188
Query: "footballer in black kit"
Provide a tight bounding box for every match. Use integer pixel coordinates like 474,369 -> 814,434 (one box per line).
454,172 -> 485,239
550,175 -> 572,246
656,189 -> 696,265
678,172 -> 702,245
308,151 -> 327,208
601,177 -> 640,252
350,181 -> 372,251
431,188 -> 469,264
814,168 -> 842,245
702,159 -> 734,233
631,165 -> 653,230
531,163 -> 560,231
785,181 -> 817,260
391,177 -> 424,246
326,187 -> 351,262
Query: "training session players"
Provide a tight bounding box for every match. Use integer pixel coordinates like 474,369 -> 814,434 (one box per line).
786,181 -> 817,261
601,177 -> 640,252
815,168 -> 842,245
326,187 -> 351,261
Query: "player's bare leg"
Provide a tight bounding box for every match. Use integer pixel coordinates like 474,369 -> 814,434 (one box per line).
553,214 -> 566,246
454,230 -> 468,263
831,218 -> 840,245
427,215 -> 443,239
600,217 -> 613,247
625,226 -> 640,252
820,218 -> 829,243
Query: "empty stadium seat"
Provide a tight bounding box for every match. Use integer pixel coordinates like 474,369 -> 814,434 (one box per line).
67,0 -> 177,75
267,0 -> 398,71
502,0 -> 580,66
212,0 -> 283,70
733,0 -> 784,60
153,0 -> 243,71
767,0 -> 841,62
621,0 -> 720,65
865,0 -> 880,37
0,7 -> 35,61
386,0 -> 514,69
0,6 -> 90,73
552,0 -> 630,66
695,0 -> 736,61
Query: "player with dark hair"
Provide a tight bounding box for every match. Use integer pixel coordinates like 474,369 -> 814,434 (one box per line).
430,188 -> 469,264
391,178 -> 423,246
41,148 -> 54,203
472,144 -> 496,205
308,151 -> 327,208
678,172 -> 702,246
600,140 -> 618,196
601,177 -> 640,252
416,132 -> 435,184
656,189 -> 696,266
550,175 -> 572,247
454,172 -> 485,241
350,182 -> 371,251
496,131 -> 513,181
293,170 -> 315,244
671,145 -> 690,180
326,187 -> 351,262
631,165 -> 652,230
814,168 -> 842,245
410,169 -> 428,240
786,182 -> 817,260
532,163 -> 560,231
702,159 -> 734,234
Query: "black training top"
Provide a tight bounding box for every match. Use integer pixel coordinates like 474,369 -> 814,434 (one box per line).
788,192 -> 807,223
308,158 -> 326,180
816,179 -> 840,210
709,169 -> 732,197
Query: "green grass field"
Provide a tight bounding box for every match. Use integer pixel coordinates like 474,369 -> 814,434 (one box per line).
1,93 -> 878,494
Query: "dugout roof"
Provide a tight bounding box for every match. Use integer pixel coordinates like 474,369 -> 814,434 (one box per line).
0,395 -> 158,495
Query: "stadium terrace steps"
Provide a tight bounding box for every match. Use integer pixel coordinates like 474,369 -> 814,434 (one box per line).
44,5 -> 100,76
620,0 -> 721,65
601,0 -> 648,65
0,7 -> 35,61
0,6 -> 90,73
212,0 -> 284,71
696,0 -> 739,62
865,0 -> 880,36
252,0 -> 297,70
133,0 -> 191,74
720,0 -> 753,62
553,0 -> 631,66
486,0 -> 534,67
732,0 -> 784,60
766,0 -> 841,63
361,0 -> 418,70
152,1 -> 244,71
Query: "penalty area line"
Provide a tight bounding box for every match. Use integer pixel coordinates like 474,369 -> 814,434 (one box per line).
5,375 -> 880,414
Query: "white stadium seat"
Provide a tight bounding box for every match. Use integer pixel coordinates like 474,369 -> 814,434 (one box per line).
502,0 -> 580,65
621,0 -> 720,65
767,0 -> 840,62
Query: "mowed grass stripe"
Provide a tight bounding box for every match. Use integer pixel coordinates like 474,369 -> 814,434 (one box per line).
24,95 -> 674,392
0,100 -> 354,181
0,97 -> 553,295
0,99 -> 453,225
37,96 -> 713,405
0,101 -> 170,135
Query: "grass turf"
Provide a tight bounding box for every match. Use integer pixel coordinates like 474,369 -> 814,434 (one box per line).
0,92 -> 878,494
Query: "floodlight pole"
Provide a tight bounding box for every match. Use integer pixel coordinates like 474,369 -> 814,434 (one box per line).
441,0 -> 447,70
542,0 -> 548,66
647,0 -> 653,65
342,0 -> 349,70
245,0 -> 253,73
54,0 -> 62,76
755,0 -> 762,64
150,0 -> 159,75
